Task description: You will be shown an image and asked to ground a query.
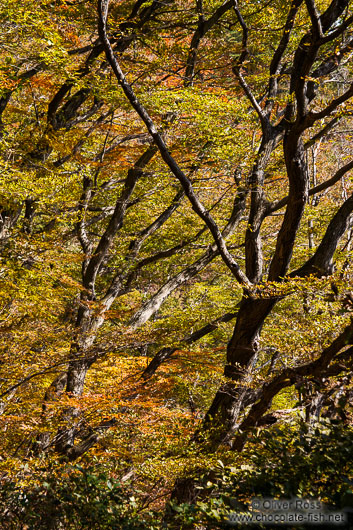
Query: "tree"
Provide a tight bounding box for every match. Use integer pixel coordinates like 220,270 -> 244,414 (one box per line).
1,0 -> 243,458
0,0 -> 353,513
98,0 -> 353,454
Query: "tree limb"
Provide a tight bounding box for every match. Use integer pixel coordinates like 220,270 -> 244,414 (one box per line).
142,311 -> 238,379
98,0 -> 251,288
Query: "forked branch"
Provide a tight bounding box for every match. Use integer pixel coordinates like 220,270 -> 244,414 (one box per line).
97,0 -> 251,288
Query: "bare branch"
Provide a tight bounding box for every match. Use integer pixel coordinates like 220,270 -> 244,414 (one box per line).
234,69 -> 267,127
128,247 -> 219,329
231,0 -> 268,128
320,0 -> 351,34
233,319 -> 353,451
83,144 -> 157,294
293,192 -> 353,277
185,0 -> 233,86
304,116 -> 341,149
142,311 -> 238,379
307,83 -> 353,124
127,189 -> 185,259
0,361 -> 69,400
269,158 -> 353,213
98,0 -> 251,287
305,0 -> 323,38
267,0 -> 304,103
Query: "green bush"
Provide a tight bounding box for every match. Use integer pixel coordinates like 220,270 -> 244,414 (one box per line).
166,420 -> 353,529
3,422 -> 353,529
0,463 -> 158,529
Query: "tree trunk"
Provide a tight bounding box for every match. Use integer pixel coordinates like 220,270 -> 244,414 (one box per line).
199,296 -> 276,446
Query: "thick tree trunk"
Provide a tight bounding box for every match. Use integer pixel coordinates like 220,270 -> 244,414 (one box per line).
200,129 -> 309,446
52,302 -> 103,455
200,296 -> 276,446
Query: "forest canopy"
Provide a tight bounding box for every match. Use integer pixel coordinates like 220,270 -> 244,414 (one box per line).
0,0 -> 353,527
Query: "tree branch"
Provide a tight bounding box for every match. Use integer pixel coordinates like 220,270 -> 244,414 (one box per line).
307,83 -> 353,124
185,0 -> 233,86
98,0 -> 251,287
267,0 -> 304,103
269,158 -> 353,213
83,144 -> 157,295
304,116 -> 341,149
128,175 -> 248,329
305,0 -> 323,38
293,192 -> 353,277
142,311 -> 238,379
233,319 -> 353,451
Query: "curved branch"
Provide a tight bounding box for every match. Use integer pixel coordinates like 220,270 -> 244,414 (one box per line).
304,116 -> 341,150
185,0 -> 233,86
142,311 -> 238,379
128,247 -> 219,329
307,83 -> 353,125
233,319 -> 353,451
98,0 -> 251,287
269,158 -> 353,214
293,192 -> 353,277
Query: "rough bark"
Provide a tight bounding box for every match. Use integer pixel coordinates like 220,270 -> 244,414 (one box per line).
98,0 -> 251,287
192,0 -> 353,451
142,311 -> 237,379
